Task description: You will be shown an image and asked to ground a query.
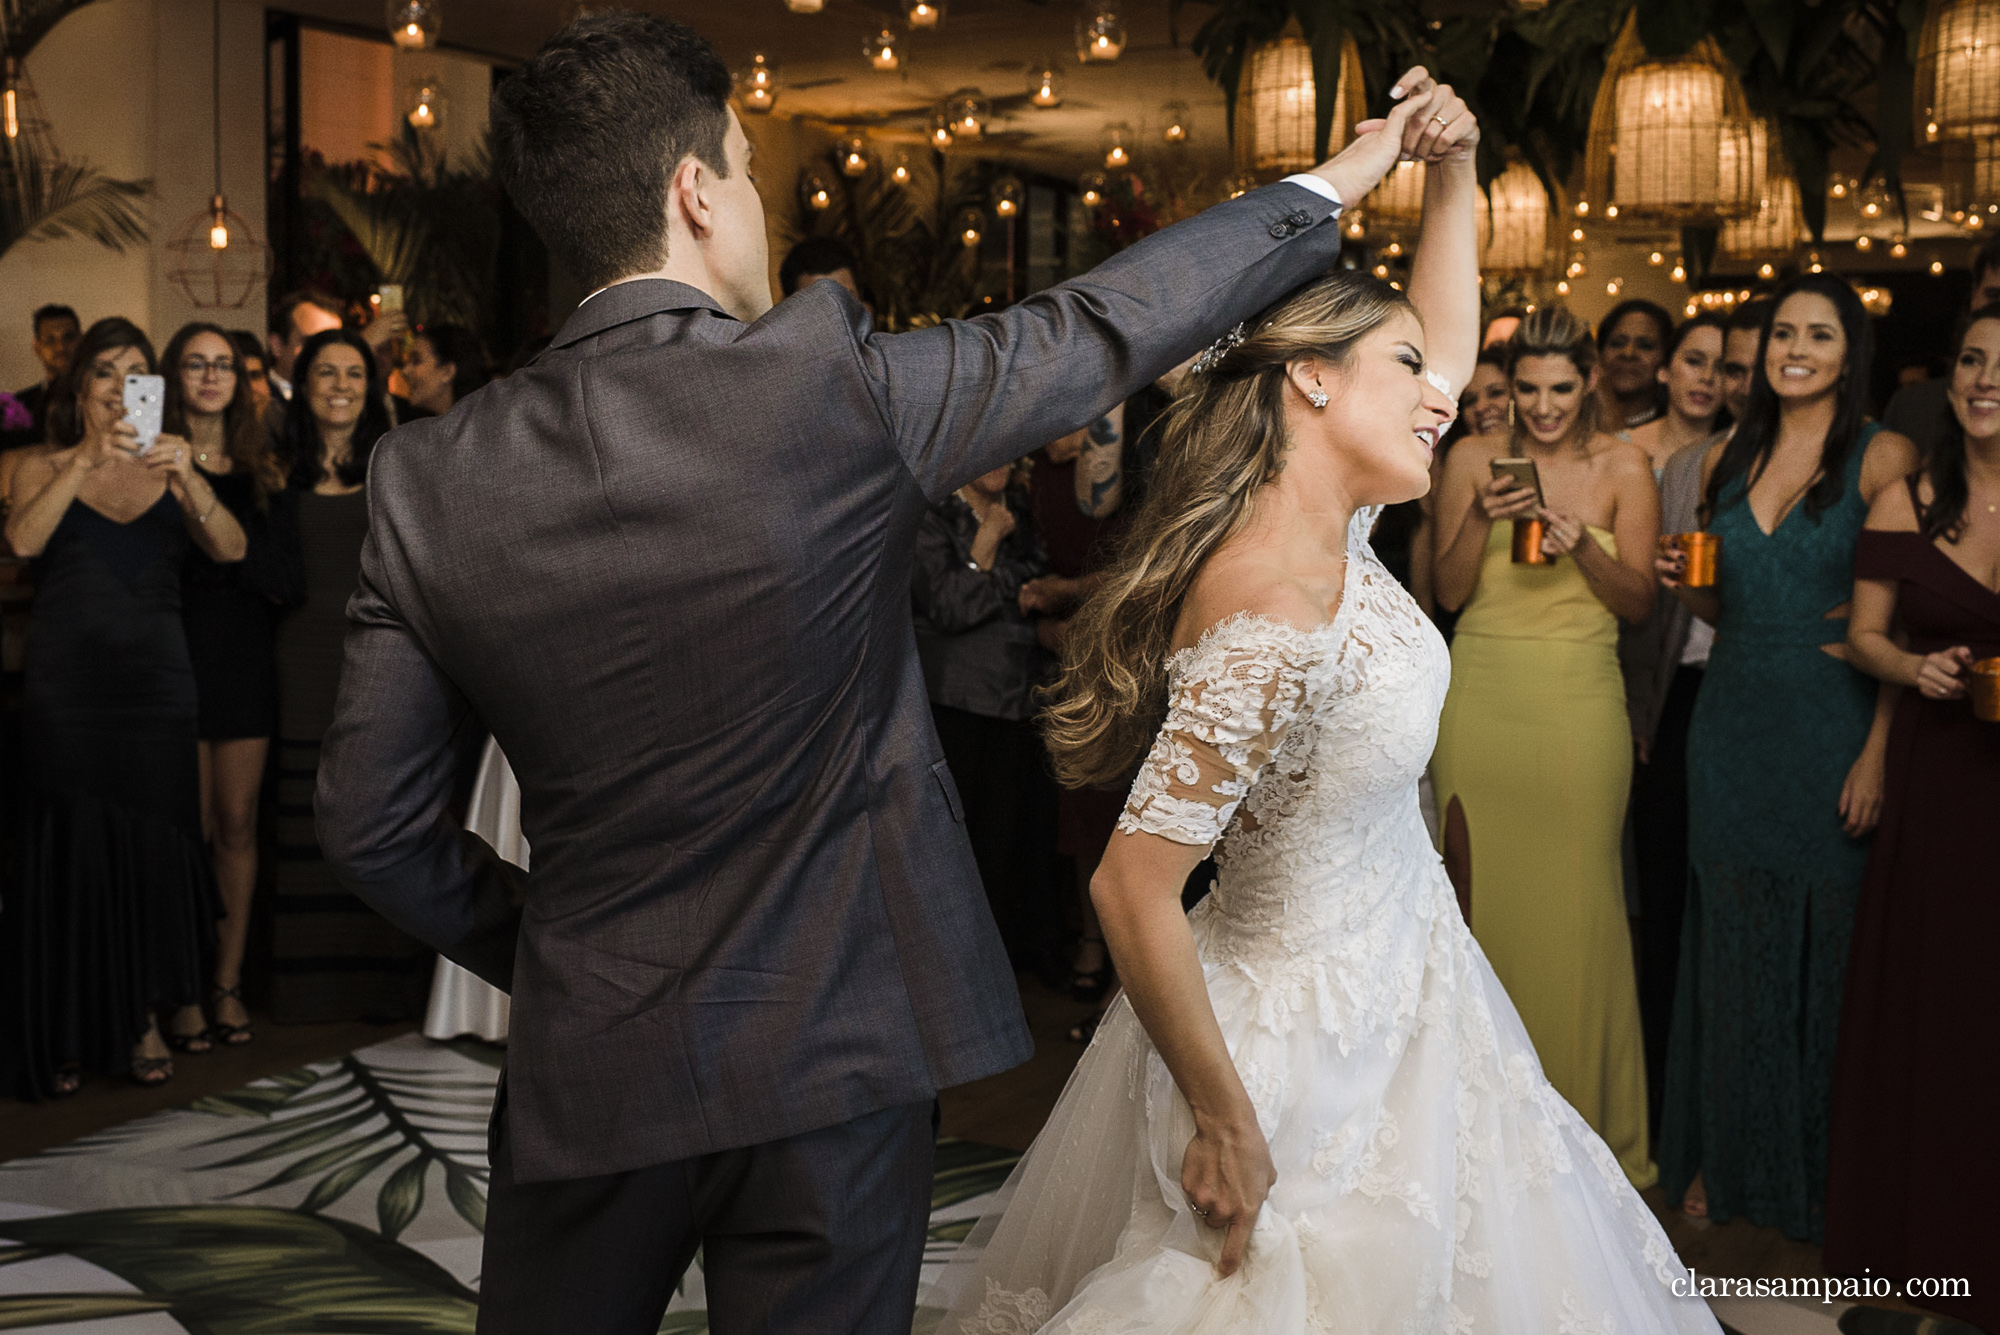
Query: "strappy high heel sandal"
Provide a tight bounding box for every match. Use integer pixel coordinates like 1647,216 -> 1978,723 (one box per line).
131,1054 -> 174,1087
210,985 -> 254,1046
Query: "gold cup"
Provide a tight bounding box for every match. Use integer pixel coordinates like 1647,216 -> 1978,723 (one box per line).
1971,657 -> 2000,722
1512,517 -> 1554,565
1665,531 -> 1720,587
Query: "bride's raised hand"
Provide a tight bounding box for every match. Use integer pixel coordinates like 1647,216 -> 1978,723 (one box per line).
1315,70 -> 1440,206
1182,1109 -> 1276,1278
1407,83 -> 1477,165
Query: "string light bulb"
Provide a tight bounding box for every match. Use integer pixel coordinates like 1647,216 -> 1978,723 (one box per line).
1671,258 -> 1687,282
1932,258 -> 1946,274
207,196 -> 230,250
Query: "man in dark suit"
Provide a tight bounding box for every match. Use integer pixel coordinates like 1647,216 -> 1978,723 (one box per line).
316,13 -> 1445,1334
5,304 -> 79,449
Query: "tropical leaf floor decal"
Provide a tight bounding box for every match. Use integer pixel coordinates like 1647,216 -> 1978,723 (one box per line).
0,1035 -> 1018,1334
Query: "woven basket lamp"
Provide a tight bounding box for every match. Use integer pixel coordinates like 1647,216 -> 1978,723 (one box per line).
1232,23 -> 1366,178
1942,138 -> 2000,226
1363,160 -> 1426,232
1916,0 -> 2000,141
1480,155 -> 1555,276
1718,120 -> 1805,261
1583,11 -> 1757,225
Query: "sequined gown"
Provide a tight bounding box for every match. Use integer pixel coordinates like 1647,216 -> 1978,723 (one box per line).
928,510 -> 1716,1335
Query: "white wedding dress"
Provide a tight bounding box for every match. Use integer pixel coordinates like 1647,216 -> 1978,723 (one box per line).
928,508 -> 1717,1335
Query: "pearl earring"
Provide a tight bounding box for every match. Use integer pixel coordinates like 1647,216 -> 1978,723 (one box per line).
1307,388 -> 1329,409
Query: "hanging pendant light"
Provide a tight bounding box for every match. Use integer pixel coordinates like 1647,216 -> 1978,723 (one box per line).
888,151 -> 914,187
1101,123 -> 1131,169
928,112 -> 954,151
168,0 -> 270,309
993,176 -> 1023,218
948,90 -> 989,139
1583,11 -> 1758,225
1029,60 -> 1065,108
801,170 -> 834,212
737,54 -> 779,114
837,135 -> 869,177
1079,172 -> 1106,207
1915,0 -> 2000,141
405,80 -> 446,130
1943,137 -> 2000,226
864,29 -> 901,72
1076,6 -> 1126,63
905,0 -> 945,30
1718,121 -> 1805,262
1161,100 -> 1190,145
386,0 -> 441,51
784,0 -> 826,13
0,56 -> 56,159
1233,22 -> 1366,179
955,207 -> 985,248
1478,153 -> 1555,276
1362,160 -> 1426,232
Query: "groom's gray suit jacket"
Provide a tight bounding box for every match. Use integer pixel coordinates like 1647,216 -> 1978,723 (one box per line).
315,181 -> 1347,1183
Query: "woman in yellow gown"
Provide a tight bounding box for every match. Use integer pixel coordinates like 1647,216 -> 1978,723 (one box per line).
1429,305 -> 1663,1187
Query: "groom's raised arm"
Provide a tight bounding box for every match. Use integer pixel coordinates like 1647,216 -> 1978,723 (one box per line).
857,179 -> 1344,501
316,524 -> 526,991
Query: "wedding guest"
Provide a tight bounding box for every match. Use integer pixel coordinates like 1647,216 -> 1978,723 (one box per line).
8,304 -> 81,446
1823,305 -> 2000,1333
1430,305 -> 1660,1187
1616,313 -> 1730,1133
264,290 -> 343,408
1596,299 -> 1674,430
1881,235 -> 2000,454
1718,299 -> 1775,422
912,459 -> 1048,969
270,329 -> 431,1023
163,321 -> 304,1047
0,317 -> 246,1094
779,236 -> 862,300
1627,314 -> 1727,471
1658,274 -> 1919,1239
229,329 -> 273,424
1458,345 -> 1510,437
397,323 -> 489,420
1023,411 -> 1130,1005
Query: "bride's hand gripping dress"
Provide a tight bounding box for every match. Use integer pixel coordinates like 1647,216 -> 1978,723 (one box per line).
928,509 -> 1718,1335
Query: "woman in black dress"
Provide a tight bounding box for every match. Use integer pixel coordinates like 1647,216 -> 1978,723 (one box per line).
163,322 -> 302,1046
269,329 -> 431,1022
0,318 -> 247,1093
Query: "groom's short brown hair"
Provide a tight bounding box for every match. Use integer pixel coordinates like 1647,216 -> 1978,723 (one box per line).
491,12 -> 733,292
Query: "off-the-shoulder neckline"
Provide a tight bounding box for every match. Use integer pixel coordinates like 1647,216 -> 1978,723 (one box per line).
1165,608 -> 1346,673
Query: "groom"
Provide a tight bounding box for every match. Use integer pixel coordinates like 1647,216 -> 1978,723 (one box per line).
316,12 -> 1442,1333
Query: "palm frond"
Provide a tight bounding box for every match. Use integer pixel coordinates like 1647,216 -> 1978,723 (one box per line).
0,143 -> 149,263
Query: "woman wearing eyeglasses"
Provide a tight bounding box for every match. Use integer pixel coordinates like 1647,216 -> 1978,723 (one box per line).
162,322 -> 304,1049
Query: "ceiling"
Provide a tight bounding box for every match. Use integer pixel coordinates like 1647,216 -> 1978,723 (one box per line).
281,0 -> 1245,177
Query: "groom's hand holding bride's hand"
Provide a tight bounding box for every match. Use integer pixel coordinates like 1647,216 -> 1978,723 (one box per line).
1314,66 -> 1479,206
1183,1107 -> 1276,1278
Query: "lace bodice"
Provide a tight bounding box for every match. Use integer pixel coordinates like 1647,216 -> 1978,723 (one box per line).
1119,506 -> 1450,866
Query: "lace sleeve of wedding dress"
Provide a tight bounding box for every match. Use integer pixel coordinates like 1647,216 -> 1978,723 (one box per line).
1117,614 -> 1325,851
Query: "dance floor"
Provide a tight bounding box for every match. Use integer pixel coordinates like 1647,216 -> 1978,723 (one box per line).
0,1029 -> 1967,1334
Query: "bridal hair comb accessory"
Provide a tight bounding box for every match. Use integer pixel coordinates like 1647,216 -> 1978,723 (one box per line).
1190,322 -> 1249,375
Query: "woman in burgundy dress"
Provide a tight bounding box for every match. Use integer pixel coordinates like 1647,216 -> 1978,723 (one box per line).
1825,304 -> 2000,1332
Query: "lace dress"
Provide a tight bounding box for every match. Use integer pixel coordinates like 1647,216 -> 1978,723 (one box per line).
928,510 -> 1716,1335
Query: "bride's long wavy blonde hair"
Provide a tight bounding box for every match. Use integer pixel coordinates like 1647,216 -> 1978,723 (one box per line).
1041,271 -> 1414,788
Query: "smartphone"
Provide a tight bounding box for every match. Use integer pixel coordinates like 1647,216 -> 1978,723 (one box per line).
123,374 -> 165,455
375,284 -> 404,316
1489,457 -> 1544,506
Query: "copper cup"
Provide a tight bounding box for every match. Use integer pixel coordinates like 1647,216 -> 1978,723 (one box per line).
1971,657 -> 2000,722
1512,517 -> 1554,565
1667,531 -> 1720,587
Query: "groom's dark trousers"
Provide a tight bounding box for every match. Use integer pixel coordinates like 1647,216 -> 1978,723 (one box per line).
315,179 -> 1348,1333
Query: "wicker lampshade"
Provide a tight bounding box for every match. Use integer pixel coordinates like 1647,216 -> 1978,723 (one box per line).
1915,0 -> 2000,141
1942,138 -> 2000,225
1583,11 -> 1757,225
1363,161 -> 1426,230
1479,155 -> 1554,276
1718,121 -> 1805,261
1232,24 -> 1365,177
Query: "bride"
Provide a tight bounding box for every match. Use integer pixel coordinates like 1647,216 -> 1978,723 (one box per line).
928,93 -> 1719,1335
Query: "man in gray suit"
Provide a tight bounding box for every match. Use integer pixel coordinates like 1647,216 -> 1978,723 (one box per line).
316,12 -> 1443,1333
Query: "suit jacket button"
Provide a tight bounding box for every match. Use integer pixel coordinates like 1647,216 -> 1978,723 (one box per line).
1287,209 -> 1312,226
1269,222 -> 1291,239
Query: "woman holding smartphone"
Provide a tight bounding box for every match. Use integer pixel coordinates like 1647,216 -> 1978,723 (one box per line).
164,321 -> 303,1048
0,318 -> 245,1096
1429,304 -> 1661,1189
1655,275 -> 1917,1242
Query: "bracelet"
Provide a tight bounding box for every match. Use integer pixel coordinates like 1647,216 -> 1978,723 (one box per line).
195,496 -> 217,525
